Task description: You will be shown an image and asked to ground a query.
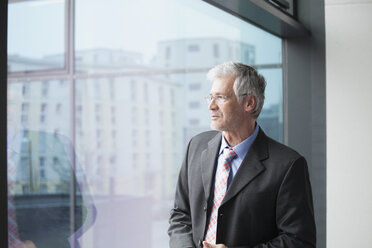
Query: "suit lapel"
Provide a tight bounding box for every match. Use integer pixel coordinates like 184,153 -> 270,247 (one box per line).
201,132 -> 221,201
221,129 -> 269,206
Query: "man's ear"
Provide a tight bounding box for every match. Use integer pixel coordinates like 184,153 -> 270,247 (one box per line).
244,94 -> 257,113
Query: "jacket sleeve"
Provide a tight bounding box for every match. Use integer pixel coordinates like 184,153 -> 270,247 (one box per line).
168,139 -> 195,248
250,156 -> 316,248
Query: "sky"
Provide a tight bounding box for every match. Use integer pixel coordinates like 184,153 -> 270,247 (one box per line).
7,0 -> 282,106
8,0 -> 282,64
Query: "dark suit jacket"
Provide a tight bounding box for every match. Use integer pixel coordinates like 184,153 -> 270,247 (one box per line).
168,128 -> 316,248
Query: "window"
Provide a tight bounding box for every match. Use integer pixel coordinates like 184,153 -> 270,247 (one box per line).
21,103 -> 29,124
213,44 -> 219,58
131,80 -> 136,101
40,103 -> 47,123
8,0 -> 66,73
109,79 -> 115,99
22,83 -> 30,97
158,86 -> 164,105
188,44 -> 200,52
189,101 -> 200,109
7,0 -> 283,247
189,118 -> 200,126
20,157 -> 28,181
189,83 -> 201,91
56,103 -> 62,114
40,184 -> 48,193
38,132 -> 46,152
39,157 -> 46,180
165,46 -> 171,59
42,81 -> 49,97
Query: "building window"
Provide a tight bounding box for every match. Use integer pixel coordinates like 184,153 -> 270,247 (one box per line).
131,80 -> 136,101
109,155 -> 116,165
40,184 -> 48,193
189,101 -> 200,109
42,81 -> 49,97
56,103 -> 62,114
189,118 -> 200,126
144,83 -> 148,104
170,88 -> 175,105
38,132 -> 46,152
40,103 -> 47,123
39,157 -> 46,180
132,107 -> 138,125
94,80 -> 101,98
20,157 -> 28,181
132,153 -> 138,169
22,83 -> 30,97
189,83 -> 201,91
165,46 -> 171,59
22,185 -> 29,194
158,86 -> 164,105
21,103 -> 29,124
109,78 -> 115,99
188,44 -> 199,52
213,44 -> 219,58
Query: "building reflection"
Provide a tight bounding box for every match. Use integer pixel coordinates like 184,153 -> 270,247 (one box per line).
8,37 -> 282,247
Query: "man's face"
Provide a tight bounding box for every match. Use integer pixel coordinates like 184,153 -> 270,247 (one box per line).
208,76 -> 246,132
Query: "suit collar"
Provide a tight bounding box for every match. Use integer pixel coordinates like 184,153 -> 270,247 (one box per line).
200,128 -> 269,203
221,128 -> 269,205
201,132 -> 221,201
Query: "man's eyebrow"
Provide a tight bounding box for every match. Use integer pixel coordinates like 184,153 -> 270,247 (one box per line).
209,91 -> 227,95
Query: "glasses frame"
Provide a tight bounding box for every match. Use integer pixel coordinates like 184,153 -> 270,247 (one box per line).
204,93 -> 248,104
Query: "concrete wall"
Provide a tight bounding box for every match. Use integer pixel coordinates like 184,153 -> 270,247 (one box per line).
285,1 -> 326,246
326,0 -> 372,247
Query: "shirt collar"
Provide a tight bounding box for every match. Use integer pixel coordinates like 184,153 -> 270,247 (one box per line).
219,124 -> 260,159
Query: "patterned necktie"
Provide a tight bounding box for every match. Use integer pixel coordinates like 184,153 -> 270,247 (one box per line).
204,148 -> 236,244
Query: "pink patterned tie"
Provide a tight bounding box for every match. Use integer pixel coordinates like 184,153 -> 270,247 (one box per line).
204,148 -> 236,244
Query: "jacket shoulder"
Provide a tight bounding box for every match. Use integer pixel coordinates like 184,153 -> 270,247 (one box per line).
259,131 -> 303,163
186,130 -> 220,152
191,130 -> 219,142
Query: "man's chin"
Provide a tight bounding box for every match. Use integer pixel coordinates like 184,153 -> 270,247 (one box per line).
210,123 -> 223,131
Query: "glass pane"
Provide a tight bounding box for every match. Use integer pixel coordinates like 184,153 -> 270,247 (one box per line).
8,0 -> 65,73
7,80 -> 90,248
75,0 -> 283,247
257,68 -> 283,141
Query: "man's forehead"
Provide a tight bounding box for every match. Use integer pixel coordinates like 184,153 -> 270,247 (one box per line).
210,76 -> 235,93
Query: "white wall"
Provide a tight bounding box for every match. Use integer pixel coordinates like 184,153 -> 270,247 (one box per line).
326,0 -> 372,247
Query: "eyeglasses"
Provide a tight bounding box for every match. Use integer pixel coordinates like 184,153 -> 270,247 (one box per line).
204,94 -> 248,105
204,95 -> 232,104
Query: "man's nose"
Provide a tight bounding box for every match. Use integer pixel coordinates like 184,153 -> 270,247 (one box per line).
208,99 -> 218,110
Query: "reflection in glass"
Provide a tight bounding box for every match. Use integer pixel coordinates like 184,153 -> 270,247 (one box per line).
8,0 -> 283,247
74,0 -> 282,247
7,81 -> 95,248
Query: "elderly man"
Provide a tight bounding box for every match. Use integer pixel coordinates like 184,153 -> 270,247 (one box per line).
168,62 -> 316,248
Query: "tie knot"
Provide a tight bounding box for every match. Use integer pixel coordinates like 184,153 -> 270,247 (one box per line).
222,148 -> 236,163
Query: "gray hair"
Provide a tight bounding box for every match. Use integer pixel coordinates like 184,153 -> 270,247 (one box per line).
207,61 -> 266,119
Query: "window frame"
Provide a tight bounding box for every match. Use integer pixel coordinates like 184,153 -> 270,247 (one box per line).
1,0 -> 322,247
7,0 -> 71,78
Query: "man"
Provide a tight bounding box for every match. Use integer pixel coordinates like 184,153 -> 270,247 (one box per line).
168,62 -> 316,248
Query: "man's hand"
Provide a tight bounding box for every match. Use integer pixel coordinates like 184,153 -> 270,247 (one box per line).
203,241 -> 227,248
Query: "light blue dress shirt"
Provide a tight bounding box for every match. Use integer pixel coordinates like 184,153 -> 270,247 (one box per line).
218,124 -> 260,187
